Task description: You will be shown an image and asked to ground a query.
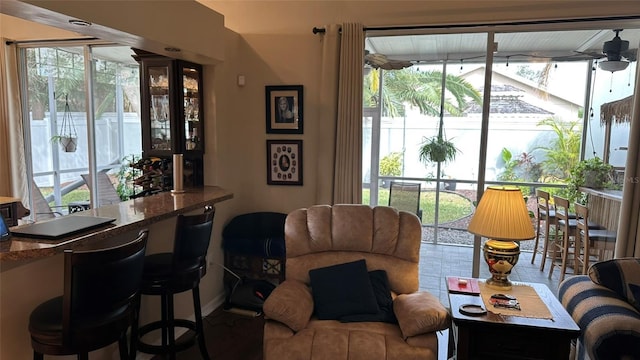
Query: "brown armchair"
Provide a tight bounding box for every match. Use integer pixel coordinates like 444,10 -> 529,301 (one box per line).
263,204 -> 450,360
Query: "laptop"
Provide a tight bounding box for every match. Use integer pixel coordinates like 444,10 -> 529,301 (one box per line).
0,213 -> 10,241
10,215 -> 116,240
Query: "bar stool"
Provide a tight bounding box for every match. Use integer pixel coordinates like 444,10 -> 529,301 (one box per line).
574,203 -> 617,275
29,230 -> 149,360
548,196 -> 600,282
133,206 -> 215,360
531,189 -> 556,271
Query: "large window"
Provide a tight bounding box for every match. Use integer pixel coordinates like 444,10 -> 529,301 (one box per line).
20,43 -> 140,219
363,23 -> 638,247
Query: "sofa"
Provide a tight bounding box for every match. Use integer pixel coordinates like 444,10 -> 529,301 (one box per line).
558,257 -> 640,360
262,204 -> 450,360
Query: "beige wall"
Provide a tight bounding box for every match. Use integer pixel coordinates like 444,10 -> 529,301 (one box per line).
2,1 -> 640,359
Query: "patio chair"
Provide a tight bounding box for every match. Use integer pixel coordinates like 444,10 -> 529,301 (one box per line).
81,172 -> 122,207
30,180 -> 64,221
388,181 -> 423,221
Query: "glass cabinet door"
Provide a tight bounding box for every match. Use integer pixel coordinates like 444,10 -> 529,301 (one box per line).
148,65 -> 172,151
182,65 -> 202,152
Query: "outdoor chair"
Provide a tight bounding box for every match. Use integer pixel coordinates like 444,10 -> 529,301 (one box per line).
81,172 -> 122,207
30,180 -> 64,221
388,181 -> 423,221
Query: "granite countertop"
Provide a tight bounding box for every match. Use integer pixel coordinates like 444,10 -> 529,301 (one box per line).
1,186 -> 233,262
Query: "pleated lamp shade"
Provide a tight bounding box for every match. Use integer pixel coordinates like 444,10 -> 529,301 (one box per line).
467,186 -> 535,241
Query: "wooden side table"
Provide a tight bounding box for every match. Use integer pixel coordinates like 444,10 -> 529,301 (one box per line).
448,280 -> 580,360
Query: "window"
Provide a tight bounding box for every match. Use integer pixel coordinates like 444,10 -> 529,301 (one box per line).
364,24 -> 638,246
20,43 -> 140,219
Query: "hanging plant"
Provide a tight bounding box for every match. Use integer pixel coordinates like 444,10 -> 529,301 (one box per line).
418,135 -> 459,164
50,95 -> 78,153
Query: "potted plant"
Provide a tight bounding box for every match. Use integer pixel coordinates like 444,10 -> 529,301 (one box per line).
50,95 -> 78,153
418,135 -> 459,164
572,157 -> 614,189
50,135 -> 78,152
566,157 -> 614,205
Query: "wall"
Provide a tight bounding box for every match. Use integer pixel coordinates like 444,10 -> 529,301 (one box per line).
2,1 -> 640,359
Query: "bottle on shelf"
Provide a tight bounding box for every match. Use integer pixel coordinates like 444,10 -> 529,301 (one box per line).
187,128 -> 199,150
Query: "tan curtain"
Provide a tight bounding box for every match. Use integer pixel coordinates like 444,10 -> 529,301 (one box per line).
0,40 -> 28,204
616,60 -> 640,258
315,25 -> 341,205
332,23 -> 364,204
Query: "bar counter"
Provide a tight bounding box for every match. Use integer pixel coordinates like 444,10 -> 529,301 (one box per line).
1,186 -> 233,262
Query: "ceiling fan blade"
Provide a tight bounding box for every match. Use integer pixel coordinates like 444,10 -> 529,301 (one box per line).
378,60 -> 413,70
365,52 -> 412,70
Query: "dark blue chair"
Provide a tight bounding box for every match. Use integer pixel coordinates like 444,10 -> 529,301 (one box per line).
222,212 -> 287,284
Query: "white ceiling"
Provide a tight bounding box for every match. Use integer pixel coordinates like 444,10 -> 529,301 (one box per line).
366,24 -> 640,65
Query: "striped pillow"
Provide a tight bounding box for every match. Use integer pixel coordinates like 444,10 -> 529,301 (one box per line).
589,257 -> 640,312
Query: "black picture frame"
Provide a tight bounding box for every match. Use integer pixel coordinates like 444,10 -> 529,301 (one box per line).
265,85 -> 303,134
267,140 -> 303,185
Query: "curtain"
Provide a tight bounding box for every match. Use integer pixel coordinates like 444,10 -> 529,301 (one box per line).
315,25 -> 341,205
616,60 -> 640,258
332,23 -> 364,204
0,40 -> 28,205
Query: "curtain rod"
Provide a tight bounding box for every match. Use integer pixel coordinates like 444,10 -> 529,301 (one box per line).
312,15 -> 640,34
5,37 -> 99,45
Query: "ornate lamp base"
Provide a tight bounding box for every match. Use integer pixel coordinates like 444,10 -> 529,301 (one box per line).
483,239 -> 520,290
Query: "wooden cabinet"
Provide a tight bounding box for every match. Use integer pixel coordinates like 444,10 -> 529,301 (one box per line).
0,197 -> 29,227
133,49 -> 204,187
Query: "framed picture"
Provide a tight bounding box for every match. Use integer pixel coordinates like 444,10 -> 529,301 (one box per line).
265,85 -> 303,134
267,140 -> 303,185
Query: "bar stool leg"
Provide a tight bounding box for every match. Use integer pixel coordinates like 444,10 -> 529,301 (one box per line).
161,293 -> 169,349
167,293 -> 177,360
531,215 -> 543,265
559,229 -> 572,283
118,332 -> 128,359
192,286 -> 211,360
539,218 -> 553,271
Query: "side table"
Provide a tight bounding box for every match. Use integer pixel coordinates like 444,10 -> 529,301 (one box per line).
448,280 -> 580,360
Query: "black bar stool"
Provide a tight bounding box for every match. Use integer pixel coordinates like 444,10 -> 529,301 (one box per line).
133,206 -> 215,360
29,230 -> 149,360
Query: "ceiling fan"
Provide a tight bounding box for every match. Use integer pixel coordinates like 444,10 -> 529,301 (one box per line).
574,29 -> 635,72
553,29 -> 636,66
599,29 -> 634,72
364,50 -> 413,70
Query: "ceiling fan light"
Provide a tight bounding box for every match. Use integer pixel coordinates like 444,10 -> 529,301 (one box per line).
599,60 -> 629,73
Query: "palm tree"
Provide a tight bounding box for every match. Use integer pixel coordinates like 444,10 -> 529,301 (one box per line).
365,67 -> 482,166
364,67 -> 482,118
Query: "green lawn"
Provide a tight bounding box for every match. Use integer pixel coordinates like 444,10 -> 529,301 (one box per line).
41,188 -> 90,206
363,188 -> 473,224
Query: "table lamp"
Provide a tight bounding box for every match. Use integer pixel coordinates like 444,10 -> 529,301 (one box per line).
467,186 -> 535,289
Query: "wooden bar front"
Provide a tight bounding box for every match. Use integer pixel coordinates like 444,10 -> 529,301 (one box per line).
579,187 -> 622,232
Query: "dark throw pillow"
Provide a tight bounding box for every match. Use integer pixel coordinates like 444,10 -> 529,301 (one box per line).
340,269 -> 397,324
309,259 -> 379,320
